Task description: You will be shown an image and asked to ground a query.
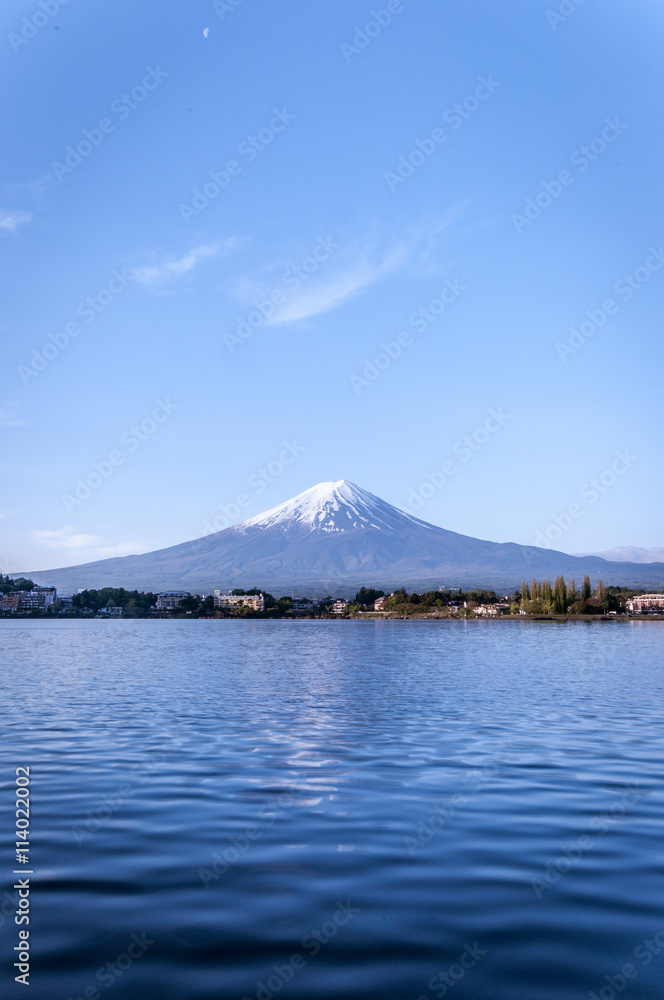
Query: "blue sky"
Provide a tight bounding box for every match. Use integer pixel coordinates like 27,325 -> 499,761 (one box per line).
2,0 -> 663,573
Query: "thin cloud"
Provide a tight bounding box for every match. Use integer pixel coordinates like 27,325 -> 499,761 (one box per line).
31,528 -> 142,559
0,210 -> 32,236
0,402 -> 27,427
234,213 -> 465,328
3,175 -> 50,201
268,252 -> 405,326
132,240 -> 237,286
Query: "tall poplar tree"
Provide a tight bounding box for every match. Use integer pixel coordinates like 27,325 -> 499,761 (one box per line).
553,575 -> 567,614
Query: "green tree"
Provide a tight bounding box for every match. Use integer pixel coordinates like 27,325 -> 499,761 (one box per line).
178,595 -> 201,612
354,587 -> 385,606
582,575 -> 592,602
552,575 -> 567,614
0,576 -> 35,594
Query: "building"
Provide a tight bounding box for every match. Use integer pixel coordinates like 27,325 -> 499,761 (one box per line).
291,599 -> 312,613
374,596 -> 388,611
213,592 -> 265,611
1,587 -> 56,611
626,594 -> 664,613
155,592 -> 190,611
1,592 -> 23,611
98,606 -> 123,616
331,600 -> 347,614
59,595 -> 73,610
474,604 -> 498,616
20,587 -> 56,610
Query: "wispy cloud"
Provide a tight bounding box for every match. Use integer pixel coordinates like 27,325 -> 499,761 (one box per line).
231,212 -> 465,328
270,249 -> 406,326
0,402 -> 27,427
31,527 -> 142,559
132,240 -> 237,286
3,175 -> 50,201
0,209 -> 32,236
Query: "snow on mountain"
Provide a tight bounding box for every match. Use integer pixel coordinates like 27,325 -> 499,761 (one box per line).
239,480 -> 433,534
22,480 -> 664,595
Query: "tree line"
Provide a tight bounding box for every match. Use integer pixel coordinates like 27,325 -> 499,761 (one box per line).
517,575 -> 617,614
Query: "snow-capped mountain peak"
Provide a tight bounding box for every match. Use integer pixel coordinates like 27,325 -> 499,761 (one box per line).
21,478 -> 664,594
237,480 -> 430,534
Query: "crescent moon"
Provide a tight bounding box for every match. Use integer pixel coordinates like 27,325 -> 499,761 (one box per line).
203,27 -> 209,37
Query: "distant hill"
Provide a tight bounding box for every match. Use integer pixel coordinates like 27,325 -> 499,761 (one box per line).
23,480 -> 664,596
576,545 -> 664,565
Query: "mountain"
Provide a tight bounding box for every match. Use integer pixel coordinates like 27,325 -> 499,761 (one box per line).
575,545 -> 664,564
22,480 -> 664,596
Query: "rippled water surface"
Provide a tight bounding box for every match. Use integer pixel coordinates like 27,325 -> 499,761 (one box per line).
1,619 -> 664,1000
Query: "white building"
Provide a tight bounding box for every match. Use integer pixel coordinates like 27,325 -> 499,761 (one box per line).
155,592 -> 190,610
626,594 -> 664,613
331,600 -> 347,614
291,599 -> 312,613
35,586 -> 56,606
4,587 -> 57,611
213,592 -> 265,611
374,596 -> 388,611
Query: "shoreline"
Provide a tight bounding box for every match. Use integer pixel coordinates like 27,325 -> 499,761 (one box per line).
2,613 -> 663,623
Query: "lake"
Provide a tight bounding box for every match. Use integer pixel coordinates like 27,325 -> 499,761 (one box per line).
1,619 -> 663,1000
